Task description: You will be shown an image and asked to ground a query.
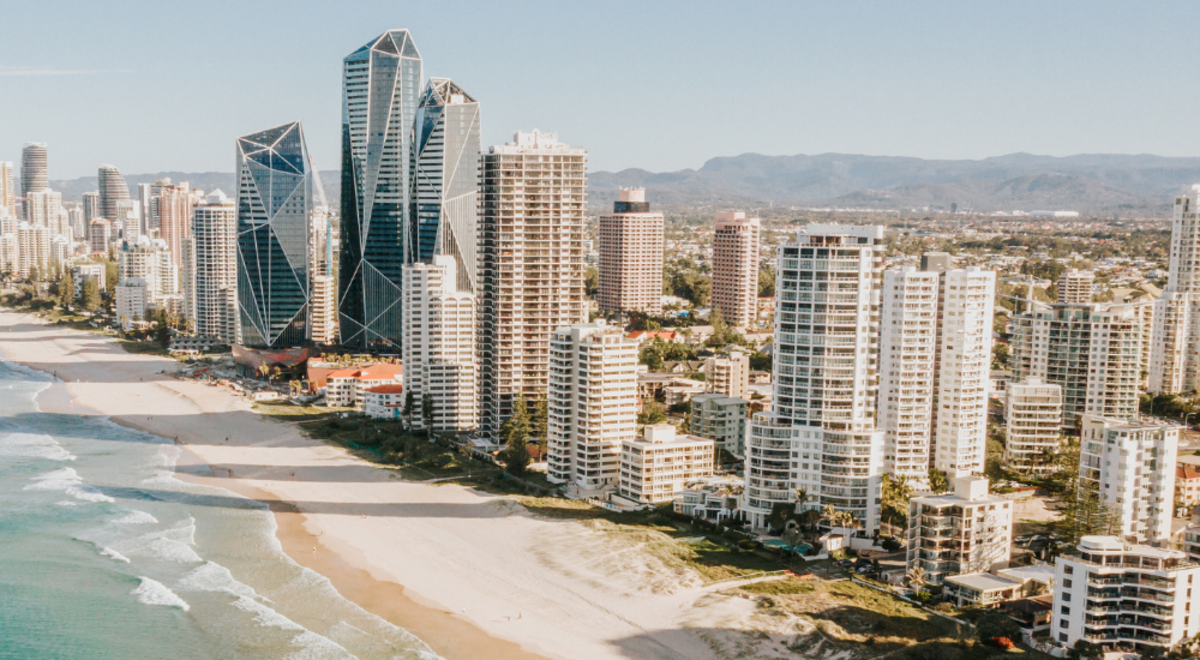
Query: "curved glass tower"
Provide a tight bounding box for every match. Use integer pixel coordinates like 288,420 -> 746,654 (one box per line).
20,143 -> 48,199
409,78 -> 480,293
98,164 -> 130,225
338,29 -> 422,350
235,121 -> 313,348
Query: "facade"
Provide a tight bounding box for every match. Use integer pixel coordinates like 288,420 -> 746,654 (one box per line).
25,189 -> 62,236
711,211 -> 760,328
618,425 -> 714,504
703,346 -> 750,400
1010,303 -> 1144,428
1079,414 -> 1177,545
338,29 -> 422,350
597,188 -> 664,315
115,277 -> 149,323
1057,268 -> 1095,303
932,267 -> 995,477
310,275 -> 337,345
235,122 -> 314,348
97,164 -> 130,227
401,256 -> 477,432
325,363 -> 404,408
16,223 -> 50,277
478,130 -> 588,443
363,384 -> 405,420
742,225 -> 886,533
689,393 -> 748,456
156,179 -> 192,267
82,191 -> 99,226
906,476 -> 1013,585
408,78 -> 481,293
185,190 -> 238,344
1149,185 -> 1200,394
546,322 -> 638,497
1005,377 -> 1063,474
1050,536 -> 1200,653
20,143 -> 48,203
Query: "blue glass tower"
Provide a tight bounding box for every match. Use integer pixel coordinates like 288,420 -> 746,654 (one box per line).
235,121 -> 313,348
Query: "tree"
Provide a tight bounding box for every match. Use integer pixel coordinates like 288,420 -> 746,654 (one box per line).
500,394 -> 532,477
881,474 -> 913,535
1069,639 -> 1103,660
907,565 -> 926,592
81,278 -> 101,312
638,399 -> 667,425
584,265 -> 599,297
927,467 -> 950,494
710,307 -> 728,341
401,390 -> 415,429
758,264 -> 775,298
153,310 -> 171,348
975,609 -> 1020,645
530,395 -> 548,459
57,269 -> 74,307
421,392 -> 435,437
103,260 -> 118,296
794,487 -> 810,512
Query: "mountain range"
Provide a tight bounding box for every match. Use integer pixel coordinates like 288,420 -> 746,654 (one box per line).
47,153 -> 1200,214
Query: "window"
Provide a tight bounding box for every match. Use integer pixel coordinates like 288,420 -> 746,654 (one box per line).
1060,606 -> 1070,615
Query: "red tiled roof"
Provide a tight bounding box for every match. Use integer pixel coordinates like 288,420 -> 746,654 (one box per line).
365,384 -> 405,395
327,363 -> 404,381
1177,465 -> 1200,481
628,330 -> 678,341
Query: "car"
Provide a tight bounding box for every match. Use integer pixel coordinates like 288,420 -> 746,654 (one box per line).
1014,536 -> 1031,544
837,559 -> 853,568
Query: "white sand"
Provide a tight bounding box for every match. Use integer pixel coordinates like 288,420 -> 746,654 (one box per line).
0,309 -> 771,660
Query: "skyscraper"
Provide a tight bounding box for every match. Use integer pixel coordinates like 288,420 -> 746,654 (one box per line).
742,225 -> 885,532
0,162 -> 14,214
184,190 -> 238,343
82,191 -> 99,225
598,188 -> 664,315
20,143 -> 48,200
235,121 -> 314,348
157,180 -> 192,267
408,78 -> 481,293
1149,185 -> 1200,394
338,29 -> 422,350
98,164 -> 130,225
712,211 -> 760,328
477,130 -> 588,444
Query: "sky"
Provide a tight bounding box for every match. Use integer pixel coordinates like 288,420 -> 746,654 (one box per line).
0,1 -> 1195,179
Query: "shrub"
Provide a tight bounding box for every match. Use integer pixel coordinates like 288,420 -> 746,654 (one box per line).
988,636 -> 1015,651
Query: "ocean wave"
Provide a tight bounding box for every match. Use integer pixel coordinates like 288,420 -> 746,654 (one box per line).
131,577 -> 190,612
25,467 -> 115,503
178,562 -> 262,601
0,430 -> 76,461
232,597 -> 352,659
111,510 -> 159,525
100,547 -> 131,563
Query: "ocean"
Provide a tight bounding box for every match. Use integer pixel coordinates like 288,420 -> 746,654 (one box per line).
0,359 -> 439,660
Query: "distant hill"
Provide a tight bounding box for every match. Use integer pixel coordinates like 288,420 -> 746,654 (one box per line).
49,171 -> 341,208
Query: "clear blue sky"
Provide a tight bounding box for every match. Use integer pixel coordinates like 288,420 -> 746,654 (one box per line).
0,1 -> 1193,179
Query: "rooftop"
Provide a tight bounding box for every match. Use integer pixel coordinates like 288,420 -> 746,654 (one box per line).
944,573 -> 1021,593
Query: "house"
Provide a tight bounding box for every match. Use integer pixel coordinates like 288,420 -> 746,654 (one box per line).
672,476 -> 742,523
626,330 -> 679,343
325,363 -> 404,408
1177,464 -> 1200,510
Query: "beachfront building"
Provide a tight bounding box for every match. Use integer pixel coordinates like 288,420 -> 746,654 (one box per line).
183,190 -> 238,344
1057,268 -> 1095,304
118,237 -> 174,306
673,477 -> 744,523
689,393 -> 747,456
310,275 -> 337,345
598,187 -> 664,315
906,476 -> 1013,585
155,179 -> 192,268
1005,377 -> 1063,474
711,211 -> 760,328
16,222 -> 50,278
401,256 -> 477,432
546,322 -> 637,497
477,130 -> 587,445
324,363 -> 405,408
1010,302 -> 1145,429
363,384 -> 405,420
1149,185 -> 1200,394
742,224 -> 886,533
618,425 -> 714,504
1050,536 -> 1200,653
115,277 -> 149,323
338,29 -> 422,350
1079,414 -> 1177,545
0,232 -> 15,276
703,346 -> 750,400
72,263 -> 105,300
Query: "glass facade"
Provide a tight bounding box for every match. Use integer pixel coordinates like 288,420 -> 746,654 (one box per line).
338,30 -> 422,350
235,122 -> 313,348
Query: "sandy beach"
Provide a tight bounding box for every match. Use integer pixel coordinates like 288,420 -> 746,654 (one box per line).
0,308 -> 773,660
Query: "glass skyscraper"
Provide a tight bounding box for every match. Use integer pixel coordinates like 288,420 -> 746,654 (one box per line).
338,29 -> 422,350
235,121 -> 314,348
409,78 -> 481,293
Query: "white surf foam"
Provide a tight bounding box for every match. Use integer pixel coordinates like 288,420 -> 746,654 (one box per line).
25,467 -> 115,503
100,547 -> 131,563
131,577 -> 190,612
178,562 -> 262,601
111,510 -> 158,525
0,430 -> 75,461
231,596 -> 352,659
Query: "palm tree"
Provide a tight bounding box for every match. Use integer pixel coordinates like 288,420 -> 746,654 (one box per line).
908,566 -> 926,593
794,487 -> 810,513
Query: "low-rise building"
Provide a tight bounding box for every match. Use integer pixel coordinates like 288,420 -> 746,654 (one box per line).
672,476 -> 742,523
363,384 -> 405,420
1050,536 -> 1200,653
689,393 -> 748,456
325,363 -> 405,408
1005,377 -> 1062,474
703,346 -> 750,399
1176,464 -> 1200,511
618,425 -> 714,504
1080,414 -> 1178,545
115,277 -> 149,324
906,477 -> 1013,585
943,573 -> 1023,608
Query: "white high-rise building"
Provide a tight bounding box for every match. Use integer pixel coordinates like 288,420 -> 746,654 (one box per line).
401,255 -> 477,432
0,232 -> 17,276
310,275 -> 337,346
156,179 -> 191,268
0,162 -> 15,214
1149,185 -> 1200,394
743,225 -> 885,533
618,425 -> 714,504
183,190 -> 237,343
478,130 -> 588,444
703,345 -> 750,400
1005,377 -> 1063,474
1057,268 -> 1094,304
1050,536 -> 1200,652
118,237 -> 173,306
1080,414 -> 1177,545
712,211 -> 760,328
906,476 -> 1013,585
546,322 -> 638,497
932,267 -> 995,477
25,189 -> 62,233
16,222 -> 51,278
879,267 -> 940,483
89,219 -> 111,256
116,199 -> 141,241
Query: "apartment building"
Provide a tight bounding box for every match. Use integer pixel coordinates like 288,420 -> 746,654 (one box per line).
1005,377 -> 1063,474
546,322 -> 638,497
1177,465 -> 1200,511
618,424 -> 714,504
183,190 -> 238,344
1149,185 -> 1200,394
689,393 -> 748,456
932,267 -> 995,477
1080,414 -> 1177,545
1057,268 -> 1095,304
598,188 -> 664,315
71,263 -> 105,300
1050,536 -> 1200,653
711,211 -> 760,328
310,275 -> 337,346
879,266 -> 940,483
906,476 -> 1013,585
325,364 -> 405,408
743,225 -> 886,533
89,219 -> 111,255
363,384 -> 406,420
703,345 -> 750,399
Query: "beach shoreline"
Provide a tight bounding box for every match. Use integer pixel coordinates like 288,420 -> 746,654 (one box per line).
0,307 -> 747,660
